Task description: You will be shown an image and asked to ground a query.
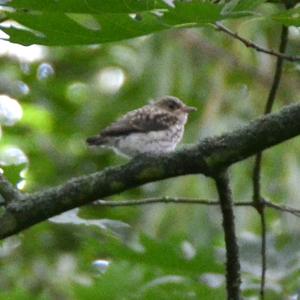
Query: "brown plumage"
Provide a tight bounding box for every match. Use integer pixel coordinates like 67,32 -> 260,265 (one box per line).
86,96 -> 196,157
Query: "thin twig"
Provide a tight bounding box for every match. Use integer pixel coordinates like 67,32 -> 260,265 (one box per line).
94,197 -> 300,218
178,30 -> 273,87
94,197 -> 255,207
215,171 -> 241,300
263,200 -> 300,217
252,25 -> 289,300
94,197 -> 221,206
264,26 -> 289,115
260,207 -> 266,300
215,23 -> 299,62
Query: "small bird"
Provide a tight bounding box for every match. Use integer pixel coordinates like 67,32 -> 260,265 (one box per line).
86,96 -> 196,157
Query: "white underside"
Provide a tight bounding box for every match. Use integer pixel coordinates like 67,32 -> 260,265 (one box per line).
110,125 -> 184,157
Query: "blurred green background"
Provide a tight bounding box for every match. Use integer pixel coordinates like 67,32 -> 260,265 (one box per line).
0,1 -> 300,299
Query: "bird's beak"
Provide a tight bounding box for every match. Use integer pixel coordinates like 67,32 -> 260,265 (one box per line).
181,105 -> 197,113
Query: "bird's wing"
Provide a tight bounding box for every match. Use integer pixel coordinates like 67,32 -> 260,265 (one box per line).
100,107 -> 176,137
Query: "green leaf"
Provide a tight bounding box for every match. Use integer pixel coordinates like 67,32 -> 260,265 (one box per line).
0,0 -> 266,46
74,234 -> 226,299
221,0 -> 266,19
49,209 -> 131,238
272,7 -> 300,26
73,262 -> 145,300
75,267 -> 225,299
0,0 -> 169,13
102,235 -> 223,276
0,147 -> 28,186
1,163 -> 26,186
222,0 -> 266,13
1,12 -> 169,46
161,2 -> 224,25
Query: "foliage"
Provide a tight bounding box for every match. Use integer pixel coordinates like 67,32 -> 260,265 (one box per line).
0,0 -> 285,46
0,0 -> 300,299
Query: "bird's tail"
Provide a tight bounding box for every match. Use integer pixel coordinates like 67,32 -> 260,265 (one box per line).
86,135 -> 107,146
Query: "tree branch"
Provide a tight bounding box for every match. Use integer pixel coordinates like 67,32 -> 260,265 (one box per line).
252,25 -> 289,300
0,174 -> 23,204
1,102 -> 300,239
215,23 -> 299,62
215,171 -> 241,300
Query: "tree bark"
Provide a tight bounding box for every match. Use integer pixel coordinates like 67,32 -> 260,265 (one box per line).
1,102 -> 300,239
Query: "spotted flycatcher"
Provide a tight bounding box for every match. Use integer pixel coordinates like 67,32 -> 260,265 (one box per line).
86,96 -> 196,157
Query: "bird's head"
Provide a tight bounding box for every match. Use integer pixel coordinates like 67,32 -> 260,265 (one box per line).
153,96 -> 197,116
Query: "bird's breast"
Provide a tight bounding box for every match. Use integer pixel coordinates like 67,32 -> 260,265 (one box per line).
115,124 -> 184,157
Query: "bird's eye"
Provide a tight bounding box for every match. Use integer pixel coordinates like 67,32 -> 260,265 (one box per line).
168,102 -> 177,110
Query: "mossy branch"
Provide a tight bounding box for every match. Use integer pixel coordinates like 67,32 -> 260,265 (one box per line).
1,102 -> 300,239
